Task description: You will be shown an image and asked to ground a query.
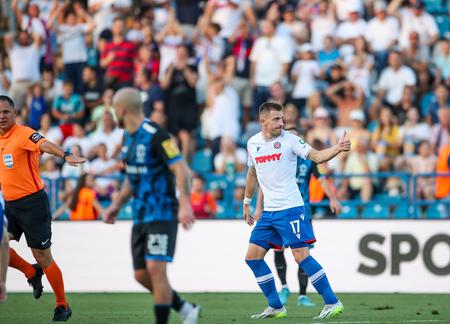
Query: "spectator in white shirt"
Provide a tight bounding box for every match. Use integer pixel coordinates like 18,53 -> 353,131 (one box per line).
402,31 -> 430,73
89,143 -> 120,200
397,0 -> 439,52
89,111 -> 123,159
4,30 -> 41,112
42,68 -> 63,108
377,51 -> 417,107
433,39 -> 450,80
201,76 -> 240,157
399,107 -> 431,155
249,19 -> 292,118
290,43 -> 320,115
88,0 -> 132,43
333,0 -> 363,22
214,136 -> 247,175
12,0 -> 48,57
311,0 -> 336,51
48,2 -> 96,94
276,4 -> 308,57
365,1 -> 399,74
335,9 -> 367,49
156,12 -> 185,81
0,57 -> 11,96
63,123 -> 93,157
201,0 -> 256,39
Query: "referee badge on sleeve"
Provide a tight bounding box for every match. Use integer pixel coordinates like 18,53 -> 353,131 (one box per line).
29,132 -> 44,143
3,154 -> 13,169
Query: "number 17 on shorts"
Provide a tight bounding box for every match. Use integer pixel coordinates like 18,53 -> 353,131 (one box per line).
290,219 -> 301,239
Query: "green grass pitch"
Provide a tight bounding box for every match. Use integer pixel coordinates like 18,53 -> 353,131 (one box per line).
0,292 -> 449,323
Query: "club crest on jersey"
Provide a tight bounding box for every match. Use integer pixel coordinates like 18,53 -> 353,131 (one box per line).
3,154 -> 13,169
135,144 -> 146,163
274,142 -> 281,149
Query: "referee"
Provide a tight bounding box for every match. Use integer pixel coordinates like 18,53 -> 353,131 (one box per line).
0,95 -> 85,321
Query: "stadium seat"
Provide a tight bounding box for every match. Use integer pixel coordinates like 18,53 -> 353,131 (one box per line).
58,212 -> 70,220
436,15 -> 450,38
393,203 -> 414,219
215,201 -> 227,219
191,149 -> 213,174
338,205 -> 359,219
362,203 -> 390,219
424,0 -> 448,13
425,203 -> 449,219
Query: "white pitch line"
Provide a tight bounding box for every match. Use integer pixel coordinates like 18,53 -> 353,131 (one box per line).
303,320 -> 445,324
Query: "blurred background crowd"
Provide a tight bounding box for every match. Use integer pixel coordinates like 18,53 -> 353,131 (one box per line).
0,0 -> 449,219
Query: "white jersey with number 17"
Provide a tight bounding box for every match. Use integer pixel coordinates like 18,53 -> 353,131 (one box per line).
247,130 -> 312,212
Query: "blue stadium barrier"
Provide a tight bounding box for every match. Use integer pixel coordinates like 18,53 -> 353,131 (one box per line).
191,149 -> 213,175
362,203 -> 390,219
42,172 -> 450,220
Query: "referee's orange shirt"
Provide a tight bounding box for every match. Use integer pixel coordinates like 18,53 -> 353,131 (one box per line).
0,124 -> 47,201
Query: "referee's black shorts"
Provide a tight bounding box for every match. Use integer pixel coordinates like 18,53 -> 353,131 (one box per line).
5,189 -> 52,249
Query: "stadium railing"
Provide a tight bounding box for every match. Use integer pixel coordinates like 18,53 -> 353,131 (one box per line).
42,172 -> 450,220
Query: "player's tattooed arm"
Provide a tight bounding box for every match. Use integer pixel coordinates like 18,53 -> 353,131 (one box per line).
170,160 -> 195,229
170,160 -> 191,200
115,177 -> 132,207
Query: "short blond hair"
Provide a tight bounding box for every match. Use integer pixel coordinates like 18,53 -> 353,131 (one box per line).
112,87 -> 143,115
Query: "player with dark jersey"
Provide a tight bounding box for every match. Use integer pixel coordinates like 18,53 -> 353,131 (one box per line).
103,88 -> 200,324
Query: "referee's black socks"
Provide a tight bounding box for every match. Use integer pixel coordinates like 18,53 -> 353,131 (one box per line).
154,304 -> 170,324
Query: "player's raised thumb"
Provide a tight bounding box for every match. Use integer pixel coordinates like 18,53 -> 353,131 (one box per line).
340,131 -> 347,143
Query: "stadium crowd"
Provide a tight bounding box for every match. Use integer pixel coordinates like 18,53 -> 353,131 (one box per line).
0,0 -> 449,219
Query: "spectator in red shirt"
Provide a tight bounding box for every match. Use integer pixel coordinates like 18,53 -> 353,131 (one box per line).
100,17 -> 136,89
190,174 -> 217,219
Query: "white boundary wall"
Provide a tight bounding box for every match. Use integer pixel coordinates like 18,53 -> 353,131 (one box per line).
7,220 -> 450,293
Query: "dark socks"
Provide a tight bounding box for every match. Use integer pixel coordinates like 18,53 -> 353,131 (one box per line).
274,250 -> 287,285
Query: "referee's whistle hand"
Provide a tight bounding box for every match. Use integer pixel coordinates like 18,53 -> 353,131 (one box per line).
66,155 -> 87,167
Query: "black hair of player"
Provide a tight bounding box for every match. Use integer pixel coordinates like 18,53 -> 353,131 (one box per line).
259,102 -> 283,115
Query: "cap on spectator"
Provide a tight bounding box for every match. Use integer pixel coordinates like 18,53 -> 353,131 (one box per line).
374,1 -> 387,12
297,43 -> 314,53
350,109 -> 366,122
282,4 -> 296,13
313,107 -> 329,119
411,0 -> 424,9
348,3 -> 361,13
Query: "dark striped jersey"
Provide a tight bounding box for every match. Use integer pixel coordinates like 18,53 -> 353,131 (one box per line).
101,40 -> 137,83
295,158 -> 322,207
122,120 -> 182,223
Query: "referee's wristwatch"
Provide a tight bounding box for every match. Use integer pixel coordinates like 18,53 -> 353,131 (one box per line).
63,151 -> 72,162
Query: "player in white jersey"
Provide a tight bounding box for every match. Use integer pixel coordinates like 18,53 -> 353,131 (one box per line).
0,190 -> 8,302
243,102 -> 350,319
